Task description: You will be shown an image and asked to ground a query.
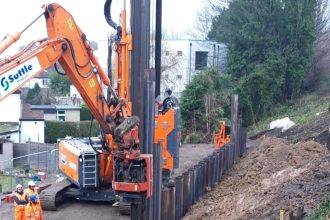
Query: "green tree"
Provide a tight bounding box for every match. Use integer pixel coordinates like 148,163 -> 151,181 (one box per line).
25,83 -> 42,105
49,73 -> 71,96
80,104 -> 93,121
209,0 -> 316,125
180,68 -> 232,143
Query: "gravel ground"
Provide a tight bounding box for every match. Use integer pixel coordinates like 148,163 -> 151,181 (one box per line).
0,144 -> 216,219
174,144 -> 215,177
0,199 -> 128,220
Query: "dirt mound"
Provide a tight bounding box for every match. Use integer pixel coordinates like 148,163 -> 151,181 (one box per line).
183,137 -> 330,220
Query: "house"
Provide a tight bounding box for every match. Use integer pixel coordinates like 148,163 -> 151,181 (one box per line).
0,91 -> 21,123
30,105 -> 81,122
0,139 -> 14,169
0,91 -> 21,142
161,39 -> 228,98
23,71 -> 50,89
20,104 -> 45,143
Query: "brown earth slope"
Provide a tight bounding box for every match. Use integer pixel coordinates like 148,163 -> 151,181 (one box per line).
183,137 -> 330,220
251,112 -> 330,147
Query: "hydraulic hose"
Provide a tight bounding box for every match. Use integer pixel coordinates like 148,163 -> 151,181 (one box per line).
104,0 -> 119,30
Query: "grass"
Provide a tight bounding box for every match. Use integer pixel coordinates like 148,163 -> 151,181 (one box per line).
0,175 -> 30,194
248,94 -> 330,137
305,197 -> 330,220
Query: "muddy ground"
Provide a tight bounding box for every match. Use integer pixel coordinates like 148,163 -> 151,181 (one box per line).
183,137 -> 330,220
0,144 -> 216,220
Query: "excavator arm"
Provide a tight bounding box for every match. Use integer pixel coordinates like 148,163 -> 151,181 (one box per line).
0,4 -> 124,135
0,3 -> 152,204
0,38 -> 65,101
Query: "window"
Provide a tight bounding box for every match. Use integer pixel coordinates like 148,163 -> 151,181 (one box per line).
57,110 -> 66,121
195,51 -> 208,70
177,51 -> 183,56
0,143 -> 3,154
176,75 -> 183,80
165,51 -> 170,56
42,79 -> 48,86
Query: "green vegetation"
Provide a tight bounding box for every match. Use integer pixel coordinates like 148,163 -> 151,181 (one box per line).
305,197 -> 330,220
248,94 -> 330,136
180,0 -> 327,143
49,73 -> 71,96
80,104 -> 93,121
25,83 -> 42,105
209,0 -> 316,126
180,69 -> 232,143
45,121 -> 99,143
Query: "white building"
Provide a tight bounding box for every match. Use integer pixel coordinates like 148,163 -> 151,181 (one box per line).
23,71 -> 50,89
20,104 -> 45,143
0,91 -> 21,122
161,40 -> 227,98
0,94 -> 45,143
30,105 -> 81,122
0,92 -> 21,142
0,140 -> 13,169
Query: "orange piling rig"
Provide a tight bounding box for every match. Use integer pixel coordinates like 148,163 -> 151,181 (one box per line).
213,121 -> 230,149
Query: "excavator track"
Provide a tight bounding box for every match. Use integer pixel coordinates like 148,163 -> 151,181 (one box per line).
40,178 -> 72,211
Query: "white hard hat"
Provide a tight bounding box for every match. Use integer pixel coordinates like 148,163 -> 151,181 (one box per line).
16,184 -> 23,189
28,180 -> 36,186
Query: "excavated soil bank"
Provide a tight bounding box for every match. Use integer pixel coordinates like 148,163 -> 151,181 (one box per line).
183,137 -> 330,220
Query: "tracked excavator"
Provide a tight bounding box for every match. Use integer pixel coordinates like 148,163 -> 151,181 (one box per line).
0,1 -> 152,213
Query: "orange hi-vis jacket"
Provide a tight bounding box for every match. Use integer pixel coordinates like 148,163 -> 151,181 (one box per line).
25,188 -> 39,202
13,192 -> 28,220
25,202 -> 43,220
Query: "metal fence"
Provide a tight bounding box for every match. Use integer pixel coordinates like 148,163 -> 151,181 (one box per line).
0,143 -> 59,194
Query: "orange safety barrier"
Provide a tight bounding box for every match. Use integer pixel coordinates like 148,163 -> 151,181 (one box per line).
5,194 -> 14,203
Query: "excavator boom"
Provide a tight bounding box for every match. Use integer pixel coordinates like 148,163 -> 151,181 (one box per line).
0,2 -> 152,211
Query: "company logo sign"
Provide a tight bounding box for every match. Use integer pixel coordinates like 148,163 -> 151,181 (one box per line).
0,57 -> 41,99
1,65 -> 33,91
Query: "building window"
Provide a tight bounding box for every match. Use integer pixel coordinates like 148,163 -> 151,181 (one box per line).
0,143 -> 3,154
176,75 -> 183,80
177,51 -> 183,56
195,51 -> 208,70
42,79 -> 48,86
57,110 -> 66,121
165,51 -> 170,56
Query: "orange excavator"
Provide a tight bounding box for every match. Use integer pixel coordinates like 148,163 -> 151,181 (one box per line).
154,91 -> 181,184
0,2 -> 152,213
213,121 -> 230,149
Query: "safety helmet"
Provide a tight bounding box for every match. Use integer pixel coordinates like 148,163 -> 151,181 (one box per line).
16,184 -> 23,190
165,88 -> 172,96
30,194 -> 37,202
28,180 -> 36,187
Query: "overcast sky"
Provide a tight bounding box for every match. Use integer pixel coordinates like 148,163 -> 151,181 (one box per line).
0,0 -> 203,56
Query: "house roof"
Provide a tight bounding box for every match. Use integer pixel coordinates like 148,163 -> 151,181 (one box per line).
30,105 -> 56,110
0,138 -> 13,143
30,104 -> 80,112
0,122 -> 19,135
56,105 -> 81,110
20,104 -> 44,121
36,71 -> 49,79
